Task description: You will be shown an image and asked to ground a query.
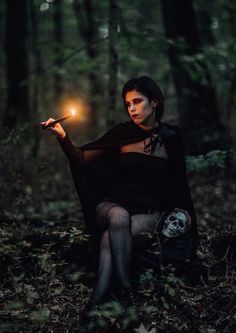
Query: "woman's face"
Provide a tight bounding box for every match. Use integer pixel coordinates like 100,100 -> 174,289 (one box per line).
125,90 -> 157,127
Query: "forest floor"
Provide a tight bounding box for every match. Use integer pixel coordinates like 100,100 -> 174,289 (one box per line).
0,135 -> 236,333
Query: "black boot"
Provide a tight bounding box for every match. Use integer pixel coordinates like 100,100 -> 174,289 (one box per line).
120,287 -> 140,329
80,301 -> 101,332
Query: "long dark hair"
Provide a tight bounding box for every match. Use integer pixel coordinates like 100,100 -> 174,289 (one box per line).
121,76 -> 165,122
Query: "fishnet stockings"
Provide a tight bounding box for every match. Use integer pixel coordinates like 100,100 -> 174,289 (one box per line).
91,201 -> 160,304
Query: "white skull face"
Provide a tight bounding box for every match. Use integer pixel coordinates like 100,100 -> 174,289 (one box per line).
162,211 -> 190,238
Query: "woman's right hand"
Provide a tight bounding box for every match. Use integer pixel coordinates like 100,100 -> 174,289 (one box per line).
40,118 -> 66,139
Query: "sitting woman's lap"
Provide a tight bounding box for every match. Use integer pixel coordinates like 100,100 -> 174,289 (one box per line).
95,200 -> 160,242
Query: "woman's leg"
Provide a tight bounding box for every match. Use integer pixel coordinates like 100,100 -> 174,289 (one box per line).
130,210 -> 161,243
106,205 -> 132,288
90,202 -> 117,304
91,229 -> 113,304
92,202 -> 160,304
96,201 -> 133,289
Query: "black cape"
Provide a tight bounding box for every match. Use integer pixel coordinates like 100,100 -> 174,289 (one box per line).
60,120 -> 198,252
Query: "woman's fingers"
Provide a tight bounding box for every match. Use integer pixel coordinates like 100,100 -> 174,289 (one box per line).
40,118 -> 66,138
46,118 -> 55,127
40,118 -> 55,128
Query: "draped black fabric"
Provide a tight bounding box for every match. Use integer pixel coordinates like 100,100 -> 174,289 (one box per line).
58,120 -> 198,251
107,152 -> 169,211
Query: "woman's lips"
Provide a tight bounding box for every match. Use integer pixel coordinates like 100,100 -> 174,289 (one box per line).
132,114 -> 139,119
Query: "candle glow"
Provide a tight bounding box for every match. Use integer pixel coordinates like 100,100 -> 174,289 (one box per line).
42,108 -> 76,129
40,97 -> 88,130
70,108 -> 76,116
62,98 -> 88,123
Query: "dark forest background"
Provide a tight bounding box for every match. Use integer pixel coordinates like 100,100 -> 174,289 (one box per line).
0,1 -> 235,332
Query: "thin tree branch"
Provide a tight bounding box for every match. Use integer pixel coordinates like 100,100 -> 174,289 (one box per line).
29,36 -> 108,76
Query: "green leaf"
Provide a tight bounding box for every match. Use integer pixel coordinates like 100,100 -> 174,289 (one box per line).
30,308 -> 50,322
4,300 -> 24,311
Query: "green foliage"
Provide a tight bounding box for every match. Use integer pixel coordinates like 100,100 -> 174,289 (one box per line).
30,308 -> 50,322
0,128 -> 80,222
138,265 -> 184,310
88,301 -> 123,330
139,268 -> 156,296
164,271 -> 183,297
4,300 -> 24,311
0,322 -> 27,333
186,150 -> 232,172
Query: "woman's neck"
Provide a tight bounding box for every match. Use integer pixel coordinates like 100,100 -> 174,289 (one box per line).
138,119 -> 159,132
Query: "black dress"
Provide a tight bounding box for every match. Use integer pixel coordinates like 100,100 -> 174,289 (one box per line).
103,152 -> 169,215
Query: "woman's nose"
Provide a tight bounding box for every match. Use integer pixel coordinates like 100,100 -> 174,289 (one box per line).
130,103 -> 135,111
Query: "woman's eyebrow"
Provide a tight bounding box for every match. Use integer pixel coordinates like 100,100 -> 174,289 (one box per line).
125,97 -> 143,103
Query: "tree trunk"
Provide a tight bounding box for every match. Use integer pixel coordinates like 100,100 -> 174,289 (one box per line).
4,0 -> 29,128
107,0 -> 118,127
28,0 -> 43,158
53,0 -> 64,98
72,0 -> 102,133
161,0 -> 230,154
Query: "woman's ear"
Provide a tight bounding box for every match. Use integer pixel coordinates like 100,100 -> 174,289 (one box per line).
152,100 -> 158,108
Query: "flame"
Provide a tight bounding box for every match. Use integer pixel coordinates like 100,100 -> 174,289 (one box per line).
59,98 -> 89,123
70,108 -> 76,116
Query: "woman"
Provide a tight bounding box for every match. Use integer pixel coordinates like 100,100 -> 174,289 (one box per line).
41,76 -> 198,322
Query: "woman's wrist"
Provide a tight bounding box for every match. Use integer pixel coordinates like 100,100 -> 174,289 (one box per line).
57,132 -> 67,140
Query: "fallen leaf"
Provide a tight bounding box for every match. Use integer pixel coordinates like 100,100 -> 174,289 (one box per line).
134,323 -> 156,333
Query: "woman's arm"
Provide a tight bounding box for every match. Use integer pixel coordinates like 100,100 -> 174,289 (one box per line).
57,134 -> 106,165
40,118 -> 106,165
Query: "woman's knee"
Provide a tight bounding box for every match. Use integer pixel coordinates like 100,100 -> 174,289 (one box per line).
96,201 -> 117,229
130,213 -> 157,241
107,206 -> 130,229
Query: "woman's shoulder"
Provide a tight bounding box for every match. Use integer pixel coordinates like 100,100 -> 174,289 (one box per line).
115,121 -> 181,132
111,120 -> 183,140
160,122 -> 182,138
116,121 -> 186,154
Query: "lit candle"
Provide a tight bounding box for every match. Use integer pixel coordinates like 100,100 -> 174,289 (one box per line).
42,109 -> 76,129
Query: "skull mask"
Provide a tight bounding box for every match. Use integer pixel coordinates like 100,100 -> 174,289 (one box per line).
162,210 -> 190,238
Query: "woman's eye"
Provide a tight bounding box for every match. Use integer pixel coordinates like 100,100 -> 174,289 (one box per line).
134,98 -> 142,104
126,98 -> 143,108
